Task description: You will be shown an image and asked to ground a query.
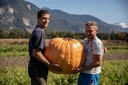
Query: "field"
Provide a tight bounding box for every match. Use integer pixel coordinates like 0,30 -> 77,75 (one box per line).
0,39 -> 128,85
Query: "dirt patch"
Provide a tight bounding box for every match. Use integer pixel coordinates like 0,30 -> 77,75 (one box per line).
0,56 -> 29,68
0,52 -> 128,68
103,52 -> 128,60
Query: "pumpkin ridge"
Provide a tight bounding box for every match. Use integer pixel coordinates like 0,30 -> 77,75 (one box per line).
44,42 -> 52,61
60,39 -> 69,73
69,39 -> 76,71
65,39 -> 71,73
52,38 -> 63,64
67,39 -> 71,70
71,39 -> 82,69
56,39 -> 64,66
46,38 -> 59,63
44,38 -> 85,74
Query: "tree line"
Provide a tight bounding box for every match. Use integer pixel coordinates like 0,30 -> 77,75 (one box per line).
0,29 -> 128,43
0,29 -> 30,38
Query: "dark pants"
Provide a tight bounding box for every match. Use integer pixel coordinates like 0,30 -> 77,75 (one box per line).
28,63 -> 48,85
31,77 -> 47,85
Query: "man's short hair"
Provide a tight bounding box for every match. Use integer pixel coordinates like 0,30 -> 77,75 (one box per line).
85,20 -> 97,26
85,20 -> 98,30
37,10 -> 50,18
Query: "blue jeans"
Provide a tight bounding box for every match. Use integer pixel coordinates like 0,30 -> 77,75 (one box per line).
78,72 -> 100,85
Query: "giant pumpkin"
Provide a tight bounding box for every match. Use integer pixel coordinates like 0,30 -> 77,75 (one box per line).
44,38 -> 85,74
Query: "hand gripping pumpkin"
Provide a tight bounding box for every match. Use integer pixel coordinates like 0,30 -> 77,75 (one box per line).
44,38 -> 85,74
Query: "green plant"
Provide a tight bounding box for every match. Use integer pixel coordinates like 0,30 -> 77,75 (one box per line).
0,60 -> 128,85
0,67 -> 30,85
0,45 -> 28,57
99,60 -> 128,85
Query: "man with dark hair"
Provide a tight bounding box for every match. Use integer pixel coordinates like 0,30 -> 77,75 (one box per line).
28,10 -> 62,85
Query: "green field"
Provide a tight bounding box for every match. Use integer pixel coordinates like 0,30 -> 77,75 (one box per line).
0,39 -> 128,85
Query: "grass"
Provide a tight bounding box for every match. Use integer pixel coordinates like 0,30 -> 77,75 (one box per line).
0,39 -> 29,45
0,39 -> 29,57
0,39 -> 128,57
0,67 -> 30,85
0,45 -> 28,57
100,60 -> 128,85
0,60 -> 128,85
0,52 -> 28,57
0,39 -> 128,85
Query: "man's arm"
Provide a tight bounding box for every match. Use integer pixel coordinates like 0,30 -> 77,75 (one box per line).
33,48 -> 62,72
74,54 -> 103,73
33,49 -> 50,65
83,54 -> 102,70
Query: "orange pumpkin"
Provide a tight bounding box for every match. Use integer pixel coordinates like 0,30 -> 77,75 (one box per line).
44,38 -> 85,74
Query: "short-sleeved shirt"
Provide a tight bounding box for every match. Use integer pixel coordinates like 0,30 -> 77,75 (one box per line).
82,36 -> 104,74
28,25 -> 48,77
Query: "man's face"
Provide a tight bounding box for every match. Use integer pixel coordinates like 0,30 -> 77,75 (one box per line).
85,26 -> 97,40
38,14 -> 50,29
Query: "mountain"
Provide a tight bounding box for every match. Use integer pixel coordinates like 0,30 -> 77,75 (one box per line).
0,0 -> 40,32
117,22 -> 128,32
115,22 -> 128,28
112,22 -> 128,32
0,0 -> 126,33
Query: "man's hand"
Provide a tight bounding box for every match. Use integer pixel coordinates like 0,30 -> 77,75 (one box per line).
72,67 -> 84,74
48,63 -> 62,72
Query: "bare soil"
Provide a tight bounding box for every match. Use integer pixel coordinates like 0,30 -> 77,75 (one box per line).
0,52 -> 128,68
0,56 -> 29,68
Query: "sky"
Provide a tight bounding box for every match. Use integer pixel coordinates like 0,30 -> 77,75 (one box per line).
25,0 -> 128,24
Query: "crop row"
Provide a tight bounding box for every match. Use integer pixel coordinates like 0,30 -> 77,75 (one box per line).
0,60 -> 128,85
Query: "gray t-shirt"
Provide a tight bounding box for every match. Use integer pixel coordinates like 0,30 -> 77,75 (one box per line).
29,25 -> 47,68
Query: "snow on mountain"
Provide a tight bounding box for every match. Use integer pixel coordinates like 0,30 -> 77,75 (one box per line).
115,22 -> 128,28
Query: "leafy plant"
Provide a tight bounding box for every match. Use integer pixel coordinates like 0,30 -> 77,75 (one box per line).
0,67 -> 30,85
0,60 -> 128,85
